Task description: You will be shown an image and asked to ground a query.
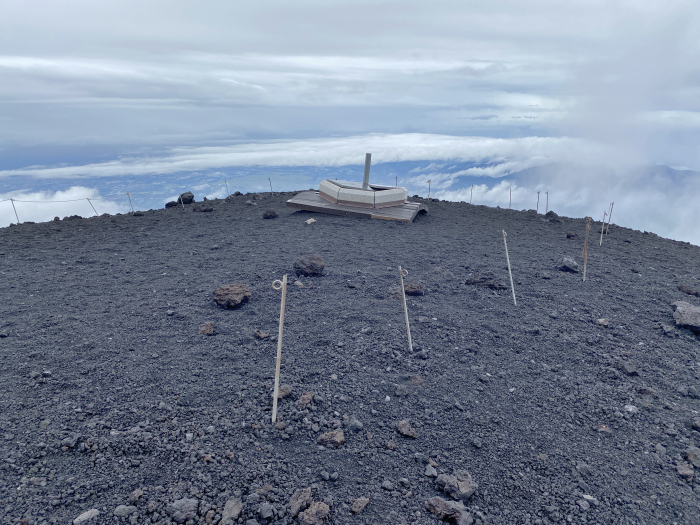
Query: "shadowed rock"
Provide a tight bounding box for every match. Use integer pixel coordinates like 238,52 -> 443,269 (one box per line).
263,209 -> 279,219
294,255 -> 325,277
560,257 -> 579,272
178,192 -> 194,204
435,470 -> 477,501
672,301 -> 700,333
213,284 -> 252,309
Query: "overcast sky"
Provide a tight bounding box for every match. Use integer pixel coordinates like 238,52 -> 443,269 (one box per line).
1,0 -> 699,241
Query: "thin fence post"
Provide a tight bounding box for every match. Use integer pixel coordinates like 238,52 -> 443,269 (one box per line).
545,191 -> 549,214
224,180 -> 230,197
178,194 -> 185,209
470,185 -> 473,204
599,211 -> 607,246
86,198 -> 98,216
537,191 -> 540,213
395,176 -> 397,187
606,202 -> 614,234
427,180 -> 431,199
269,177 -> 274,196
10,198 -> 20,224
271,275 -> 288,424
126,193 -> 134,213
583,217 -> 592,281
509,187 -> 511,209
398,266 -> 413,352
503,230 -> 516,306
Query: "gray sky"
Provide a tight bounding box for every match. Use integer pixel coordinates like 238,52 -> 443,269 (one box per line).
1,0 -> 700,241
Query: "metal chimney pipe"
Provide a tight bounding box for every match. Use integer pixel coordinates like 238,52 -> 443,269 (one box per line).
362,153 -> 371,190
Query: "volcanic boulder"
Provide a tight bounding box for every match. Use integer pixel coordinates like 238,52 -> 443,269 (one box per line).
294,255 -> 325,277
435,470 -> 478,501
178,192 -> 195,205
213,284 -> 252,309
263,209 -> 279,219
672,301 -> 700,333
560,257 -> 579,273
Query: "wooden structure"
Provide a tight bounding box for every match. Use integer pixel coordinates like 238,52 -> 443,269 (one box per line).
286,191 -> 427,222
286,153 -> 428,222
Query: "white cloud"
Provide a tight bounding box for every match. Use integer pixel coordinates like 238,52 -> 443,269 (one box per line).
0,187 -> 125,227
0,133 -> 602,179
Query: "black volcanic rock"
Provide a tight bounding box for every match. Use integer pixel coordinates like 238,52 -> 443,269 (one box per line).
0,192 -> 699,525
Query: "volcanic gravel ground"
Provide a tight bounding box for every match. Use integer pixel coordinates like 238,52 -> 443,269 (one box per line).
1,192 -> 700,525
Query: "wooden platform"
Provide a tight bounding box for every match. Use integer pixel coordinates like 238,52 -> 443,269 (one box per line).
286,191 -> 428,222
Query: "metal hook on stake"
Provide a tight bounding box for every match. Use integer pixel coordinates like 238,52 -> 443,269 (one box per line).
271,275 -> 288,423
398,266 -> 413,352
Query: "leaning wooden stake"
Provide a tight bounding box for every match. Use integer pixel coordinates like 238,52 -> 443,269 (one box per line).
268,177 -> 274,196
427,180 -> 431,199
582,217 -> 592,281
536,191 -> 540,213
606,202 -> 614,234
126,193 -> 135,213
271,275 -> 288,423
397,266 -> 413,352
86,198 -> 98,216
224,179 -> 230,196
10,198 -> 20,224
599,210 -> 607,246
502,230 -> 516,306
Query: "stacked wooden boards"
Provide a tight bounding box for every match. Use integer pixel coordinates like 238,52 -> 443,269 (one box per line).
286,191 -> 428,222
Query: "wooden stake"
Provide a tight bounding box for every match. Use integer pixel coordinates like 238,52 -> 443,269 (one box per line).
395,176 -> 398,187
224,179 -> 230,197
545,191 -> 549,214
536,191 -> 540,213
398,266 -> 413,352
178,194 -> 185,209
502,230 -> 516,306
599,211 -> 607,245
271,275 -> 288,424
10,198 -> 20,224
86,198 -> 98,216
606,202 -> 614,234
427,180 -> 431,199
269,177 -> 274,196
470,185 -> 473,204
583,217 -> 592,281
126,193 -> 134,213
509,187 -> 511,209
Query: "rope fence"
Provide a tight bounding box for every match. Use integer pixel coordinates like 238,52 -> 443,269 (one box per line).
2,175 -> 556,225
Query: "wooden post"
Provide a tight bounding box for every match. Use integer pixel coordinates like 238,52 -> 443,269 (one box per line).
470,185 -> 473,204
583,217 -> 592,281
509,187 -> 511,209
427,180 -> 431,199
503,230 -> 516,306
269,177 -> 274,196
395,176 -> 398,187
536,191 -> 540,213
127,193 -> 134,213
397,266 -> 413,352
599,211 -> 607,246
224,179 -> 230,197
545,191 -> 549,214
86,198 -> 98,216
10,198 -> 20,224
606,202 -> 614,234
178,194 -> 185,209
271,275 -> 288,423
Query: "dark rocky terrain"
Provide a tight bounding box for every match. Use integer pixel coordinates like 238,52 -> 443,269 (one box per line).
1,191 -> 700,525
